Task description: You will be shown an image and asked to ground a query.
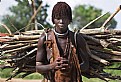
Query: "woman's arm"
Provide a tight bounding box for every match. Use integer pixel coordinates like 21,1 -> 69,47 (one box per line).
36,33 -> 54,73
77,33 -> 90,72
36,33 -> 68,73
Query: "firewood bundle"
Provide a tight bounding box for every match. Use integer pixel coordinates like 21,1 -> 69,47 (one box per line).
81,29 -> 121,81
0,30 -> 43,80
0,29 -> 121,81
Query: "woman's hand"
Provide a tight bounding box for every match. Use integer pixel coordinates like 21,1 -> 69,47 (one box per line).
51,57 -> 69,70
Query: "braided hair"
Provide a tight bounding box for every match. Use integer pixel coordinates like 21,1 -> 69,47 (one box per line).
52,2 -> 72,24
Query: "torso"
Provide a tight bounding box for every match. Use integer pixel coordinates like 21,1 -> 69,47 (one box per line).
56,36 -> 68,57
44,30 -> 82,82
57,37 -> 67,49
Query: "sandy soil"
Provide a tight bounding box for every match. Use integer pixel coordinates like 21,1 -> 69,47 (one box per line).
0,78 -> 42,82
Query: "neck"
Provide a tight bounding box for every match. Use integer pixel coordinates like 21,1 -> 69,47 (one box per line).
54,25 -> 68,33
53,29 -> 69,38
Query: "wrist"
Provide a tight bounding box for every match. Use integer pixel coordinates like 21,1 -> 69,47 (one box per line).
50,63 -> 55,70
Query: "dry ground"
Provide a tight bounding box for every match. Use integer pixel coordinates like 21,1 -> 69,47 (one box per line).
0,78 -> 42,82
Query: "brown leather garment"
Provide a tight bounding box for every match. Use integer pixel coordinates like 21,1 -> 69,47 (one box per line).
44,30 -> 82,82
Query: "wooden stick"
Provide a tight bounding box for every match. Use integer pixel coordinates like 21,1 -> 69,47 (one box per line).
25,1 -> 42,31
80,12 -> 108,31
90,67 -> 109,82
14,48 -> 37,61
0,35 -> 40,40
0,23 -> 12,35
4,39 -> 38,44
2,43 -> 27,50
101,5 -> 121,29
1,44 -> 37,54
89,53 -> 109,65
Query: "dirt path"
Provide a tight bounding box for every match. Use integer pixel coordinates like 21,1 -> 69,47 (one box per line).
0,78 -> 42,82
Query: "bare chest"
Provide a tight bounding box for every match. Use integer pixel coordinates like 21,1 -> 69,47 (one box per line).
57,38 -> 67,51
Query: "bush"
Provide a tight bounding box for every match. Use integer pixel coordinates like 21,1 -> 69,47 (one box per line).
0,68 -> 121,82
15,73 -> 43,79
0,68 -> 43,79
0,68 -> 13,78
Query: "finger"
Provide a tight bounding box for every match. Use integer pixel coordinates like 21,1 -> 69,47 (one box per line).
56,61 -> 63,64
61,59 -> 68,62
61,60 -> 69,64
61,67 -> 66,70
56,62 -> 61,66
61,64 -> 69,67
55,65 -> 62,69
56,57 -> 63,61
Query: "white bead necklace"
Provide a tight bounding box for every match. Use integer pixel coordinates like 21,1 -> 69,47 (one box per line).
53,29 -> 69,37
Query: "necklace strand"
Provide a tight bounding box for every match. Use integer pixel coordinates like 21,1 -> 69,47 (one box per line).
53,29 -> 69,37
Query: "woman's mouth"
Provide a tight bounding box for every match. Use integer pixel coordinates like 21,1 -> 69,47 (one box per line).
58,24 -> 63,28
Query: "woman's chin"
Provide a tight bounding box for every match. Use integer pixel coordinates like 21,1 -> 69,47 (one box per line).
59,26 -> 64,29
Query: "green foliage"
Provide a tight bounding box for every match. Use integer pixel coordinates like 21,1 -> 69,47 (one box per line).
83,62 -> 121,82
0,68 -> 13,78
0,68 -> 121,82
1,0 -> 51,33
23,73 -> 43,79
0,68 -> 43,79
72,5 -> 117,30
104,62 -> 121,76
83,76 -> 120,82
15,73 -> 43,79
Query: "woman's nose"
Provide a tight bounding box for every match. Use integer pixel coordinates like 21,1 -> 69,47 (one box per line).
59,19 -> 62,23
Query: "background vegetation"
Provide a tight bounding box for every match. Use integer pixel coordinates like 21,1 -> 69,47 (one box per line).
0,68 -> 120,82
0,0 -> 51,33
72,5 -> 117,30
0,0 -> 117,33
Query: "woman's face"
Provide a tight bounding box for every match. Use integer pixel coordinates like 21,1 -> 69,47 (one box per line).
54,18 -> 70,32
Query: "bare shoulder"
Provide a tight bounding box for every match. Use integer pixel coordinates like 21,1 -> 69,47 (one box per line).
69,31 -> 86,46
77,33 -> 86,40
76,33 -> 87,46
36,32 -> 46,62
38,32 -> 46,43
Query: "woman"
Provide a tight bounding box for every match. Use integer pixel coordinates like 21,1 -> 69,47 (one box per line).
36,2 -> 89,82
